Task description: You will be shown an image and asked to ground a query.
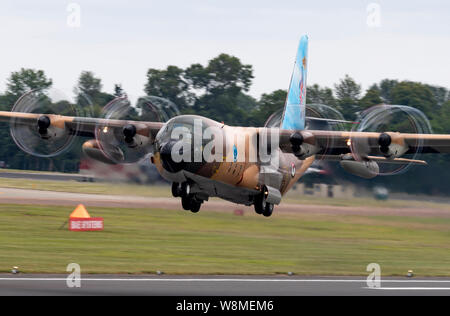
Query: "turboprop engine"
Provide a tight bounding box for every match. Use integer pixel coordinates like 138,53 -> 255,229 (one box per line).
94,96 -> 178,164
288,131 -> 321,159
378,132 -> 409,158
9,90 -> 80,157
346,104 -> 432,176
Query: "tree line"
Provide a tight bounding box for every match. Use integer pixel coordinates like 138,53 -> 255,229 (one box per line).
0,53 -> 449,195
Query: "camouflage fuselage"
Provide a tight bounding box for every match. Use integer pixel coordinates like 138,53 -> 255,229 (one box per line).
151,115 -> 313,204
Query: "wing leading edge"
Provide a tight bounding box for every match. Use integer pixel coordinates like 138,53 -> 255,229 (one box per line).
279,129 -> 450,157
0,111 -> 164,139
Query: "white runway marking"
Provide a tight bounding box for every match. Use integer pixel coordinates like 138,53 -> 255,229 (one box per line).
1,278 -> 450,283
370,287 -> 450,290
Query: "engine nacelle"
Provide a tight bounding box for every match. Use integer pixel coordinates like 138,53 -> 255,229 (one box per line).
378,132 -> 409,159
340,159 -> 379,179
289,131 -> 321,159
82,140 -> 124,164
122,124 -> 150,149
37,115 -> 66,140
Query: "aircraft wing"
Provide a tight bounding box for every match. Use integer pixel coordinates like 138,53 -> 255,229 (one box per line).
279,129 -> 450,159
0,111 -> 164,139
0,110 -> 164,164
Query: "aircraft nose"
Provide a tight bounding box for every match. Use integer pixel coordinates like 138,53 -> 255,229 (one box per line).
159,141 -> 185,173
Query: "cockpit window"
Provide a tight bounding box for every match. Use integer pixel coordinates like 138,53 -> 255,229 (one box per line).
171,122 -> 193,143
156,115 -> 221,146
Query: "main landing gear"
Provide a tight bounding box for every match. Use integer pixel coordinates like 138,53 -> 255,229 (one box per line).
172,182 -> 203,213
253,190 -> 274,217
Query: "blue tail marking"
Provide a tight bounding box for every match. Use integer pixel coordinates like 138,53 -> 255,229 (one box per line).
281,35 -> 308,130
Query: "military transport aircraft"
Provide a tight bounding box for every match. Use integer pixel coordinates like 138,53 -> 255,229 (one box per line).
1,35 -> 450,217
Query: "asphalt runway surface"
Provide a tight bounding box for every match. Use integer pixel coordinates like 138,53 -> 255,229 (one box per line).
0,274 -> 449,296
1,187 -> 450,217
0,171 -> 90,181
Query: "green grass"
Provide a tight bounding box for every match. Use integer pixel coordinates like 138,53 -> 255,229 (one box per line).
0,178 -> 172,197
0,204 -> 449,276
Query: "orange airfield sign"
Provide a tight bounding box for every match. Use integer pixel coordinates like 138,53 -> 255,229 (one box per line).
69,204 -> 104,231
69,204 -> 91,219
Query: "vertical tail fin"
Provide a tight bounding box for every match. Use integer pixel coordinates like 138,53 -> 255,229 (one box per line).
281,35 -> 308,130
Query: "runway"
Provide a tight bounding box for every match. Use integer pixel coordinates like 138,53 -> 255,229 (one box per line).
0,170 -> 92,182
1,187 -> 450,218
0,275 -> 449,296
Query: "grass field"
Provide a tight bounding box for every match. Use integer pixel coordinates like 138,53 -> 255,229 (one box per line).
0,178 -> 172,197
0,203 -> 449,276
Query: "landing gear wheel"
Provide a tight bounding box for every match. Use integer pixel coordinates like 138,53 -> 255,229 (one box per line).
254,187 -> 274,217
262,203 -> 274,217
190,200 -> 201,213
254,195 -> 265,215
180,182 -> 190,198
171,182 -> 181,197
181,196 -> 192,210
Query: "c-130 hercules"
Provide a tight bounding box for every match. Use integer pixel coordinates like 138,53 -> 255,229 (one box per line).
1,35 -> 450,217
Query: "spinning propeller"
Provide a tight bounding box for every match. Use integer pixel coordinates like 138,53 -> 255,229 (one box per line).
10,89 -> 80,157
348,104 -> 432,176
95,96 -> 179,164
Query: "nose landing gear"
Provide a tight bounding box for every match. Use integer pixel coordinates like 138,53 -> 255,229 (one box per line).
172,182 -> 203,213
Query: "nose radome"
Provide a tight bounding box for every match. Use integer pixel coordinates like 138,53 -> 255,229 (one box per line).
160,141 -> 185,173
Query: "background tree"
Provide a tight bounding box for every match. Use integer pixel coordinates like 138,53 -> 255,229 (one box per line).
77,71 -> 102,96
253,89 -> 287,126
334,75 -> 362,119
425,85 -> 448,107
201,54 -> 253,94
306,84 -> 336,106
359,86 -> 383,109
378,79 -> 399,103
184,54 -> 255,125
432,100 -> 450,134
390,81 -> 436,114
74,71 -> 114,115
144,66 -> 191,110
6,68 -> 52,99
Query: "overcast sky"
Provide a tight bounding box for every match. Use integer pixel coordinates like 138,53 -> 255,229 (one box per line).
0,0 -> 449,103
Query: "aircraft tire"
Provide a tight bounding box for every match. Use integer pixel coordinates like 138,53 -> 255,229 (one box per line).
171,182 -> 180,197
262,203 -> 274,217
190,200 -> 201,213
181,196 -> 192,210
181,182 -> 191,198
254,194 -> 266,215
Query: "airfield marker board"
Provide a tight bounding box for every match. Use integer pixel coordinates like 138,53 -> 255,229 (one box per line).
68,204 -> 103,231
69,217 -> 104,231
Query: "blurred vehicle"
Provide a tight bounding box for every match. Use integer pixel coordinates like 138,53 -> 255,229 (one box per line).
79,155 -> 164,184
373,186 -> 389,200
